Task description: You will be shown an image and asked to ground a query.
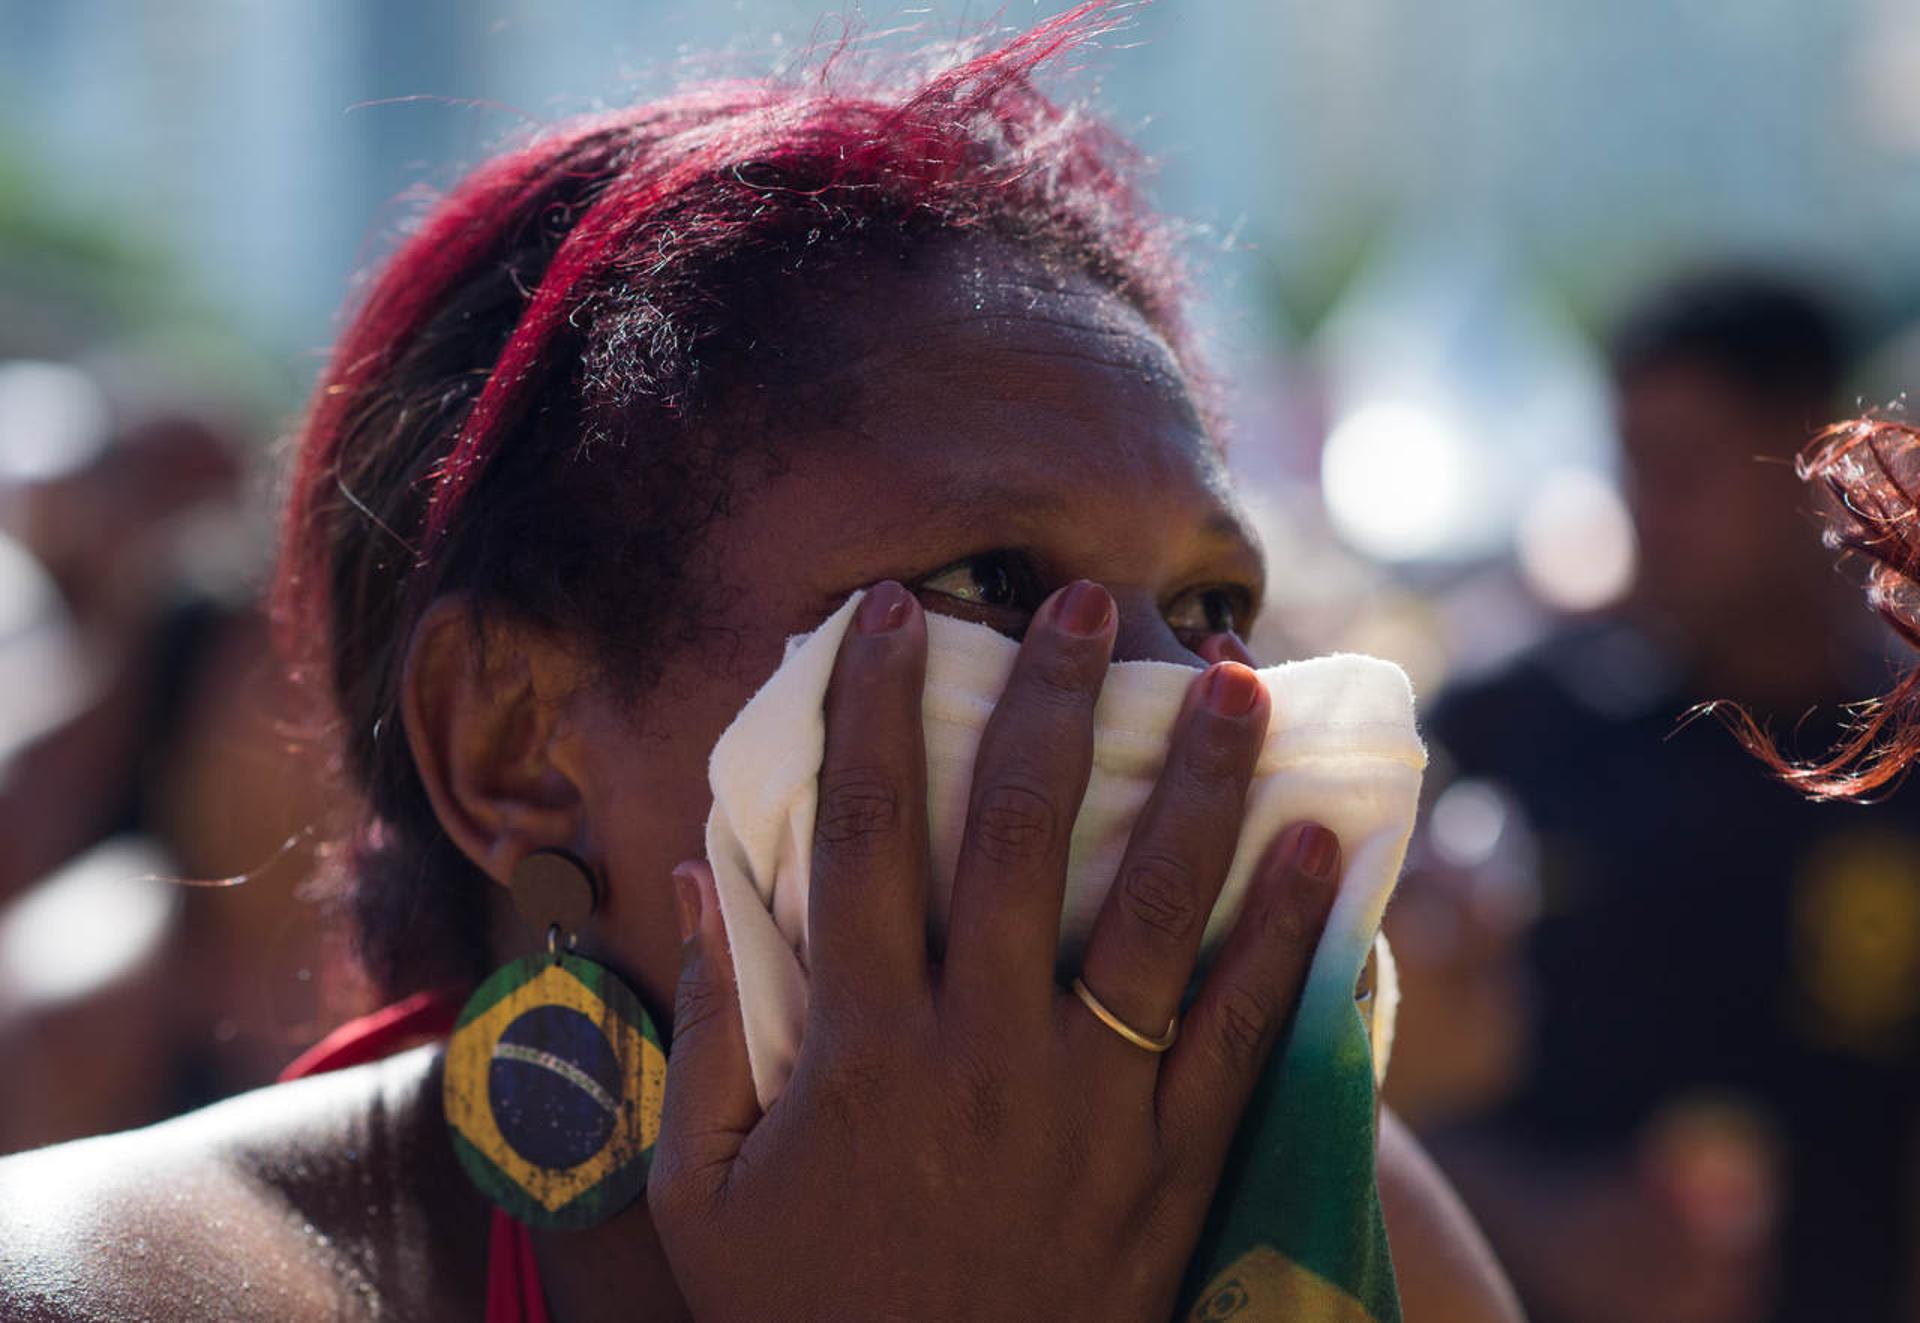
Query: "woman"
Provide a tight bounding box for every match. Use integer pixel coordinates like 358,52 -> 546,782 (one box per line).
0,9 -> 1516,1319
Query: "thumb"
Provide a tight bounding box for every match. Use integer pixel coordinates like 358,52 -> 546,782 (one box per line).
650,860 -> 760,1209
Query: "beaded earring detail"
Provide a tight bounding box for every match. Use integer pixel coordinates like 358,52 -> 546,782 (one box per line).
443,849 -> 667,1229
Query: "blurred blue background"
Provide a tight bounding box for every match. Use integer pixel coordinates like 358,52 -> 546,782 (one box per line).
9,0 -> 1920,360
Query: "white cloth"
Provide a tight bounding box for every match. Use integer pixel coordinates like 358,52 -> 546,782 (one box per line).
706,592 -> 1427,1110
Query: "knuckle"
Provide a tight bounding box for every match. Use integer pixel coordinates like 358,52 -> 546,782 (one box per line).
1152,1150 -> 1214,1216
1047,1110 -> 1097,1189
903,1143 -> 958,1204
1177,725 -> 1248,789
1208,983 -> 1271,1076
1132,1180 -> 1199,1254
970,778 -> 1060,868
670,968 -> 727,1040
1119,853 -> 1202,942
1256,884 -> 1323,950
643,1165 -> 678,1222
645,1150 -> 697,1224
1020,645 -> 1096,711
946,1039 -> 1011,1142
816,767 -> 901,852
813,1044 -> 897,1121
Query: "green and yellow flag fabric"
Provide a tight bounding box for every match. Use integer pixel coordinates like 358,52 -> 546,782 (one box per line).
1179,939 -> 1401,1323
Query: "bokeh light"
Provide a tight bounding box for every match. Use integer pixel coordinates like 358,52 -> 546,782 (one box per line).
1321,402 -> 1481,563
1515,468 -> 1639,613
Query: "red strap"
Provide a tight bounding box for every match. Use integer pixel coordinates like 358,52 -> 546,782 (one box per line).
277,988 -> 461,1082
488,1209 -> 554,1323
279,989 -> 552,1323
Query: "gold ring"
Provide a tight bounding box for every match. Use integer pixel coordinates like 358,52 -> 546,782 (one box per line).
1071,976 -> 1178,1053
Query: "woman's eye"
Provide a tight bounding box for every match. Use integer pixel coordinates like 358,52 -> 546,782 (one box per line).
914,557 -> 1253,644
915,550 -> 1048,633
1165,585 -> 1246,638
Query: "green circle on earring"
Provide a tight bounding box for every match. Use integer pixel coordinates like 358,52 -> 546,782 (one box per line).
443,951 -> 666,1229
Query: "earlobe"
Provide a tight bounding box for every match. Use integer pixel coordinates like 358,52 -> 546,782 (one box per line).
400,596 -> 587,885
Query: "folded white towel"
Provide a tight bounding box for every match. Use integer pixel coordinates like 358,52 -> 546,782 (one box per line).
706,591 -> 1427,1109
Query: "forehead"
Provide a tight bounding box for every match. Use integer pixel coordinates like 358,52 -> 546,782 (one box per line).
668,241 -> 1265,664
790,240 -> 1231,522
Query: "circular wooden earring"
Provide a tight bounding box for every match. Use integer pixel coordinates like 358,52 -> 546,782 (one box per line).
443,848 -> 667,1229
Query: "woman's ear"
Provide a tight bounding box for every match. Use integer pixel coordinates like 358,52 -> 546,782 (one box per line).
401,596 -> 588,884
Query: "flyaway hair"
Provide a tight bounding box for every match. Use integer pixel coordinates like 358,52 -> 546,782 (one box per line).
1723,416 -> 1920,800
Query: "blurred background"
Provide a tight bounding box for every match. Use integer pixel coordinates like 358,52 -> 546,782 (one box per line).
3,3 -> 1918,1321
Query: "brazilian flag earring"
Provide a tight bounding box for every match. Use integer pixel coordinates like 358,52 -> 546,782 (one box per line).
443,848 -> 667,1229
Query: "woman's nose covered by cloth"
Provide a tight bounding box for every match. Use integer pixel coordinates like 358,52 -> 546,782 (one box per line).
703,585 -> 1427,1109
1072,582 -> 1253,668
1093,583 -> 1205,667
1196,631 -> 1257,666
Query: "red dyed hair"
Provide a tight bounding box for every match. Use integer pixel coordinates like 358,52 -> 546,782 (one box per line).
276,4 -> 1190,992
1725,416 -> 1920,800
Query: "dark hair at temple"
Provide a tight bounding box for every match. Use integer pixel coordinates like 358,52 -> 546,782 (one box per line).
274,3 -> 1188,995
1610,269 -> 1850,407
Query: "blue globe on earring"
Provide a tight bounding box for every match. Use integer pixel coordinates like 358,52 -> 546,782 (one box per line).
490,1003 -> 624,1169
443,851 -> 667,1230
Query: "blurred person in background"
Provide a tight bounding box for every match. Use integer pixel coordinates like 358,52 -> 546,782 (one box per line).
0,361 -> 357,1151
1379,768 -> 1539,1135
1422,271 -> 1920,1323
0,361 -> 246,895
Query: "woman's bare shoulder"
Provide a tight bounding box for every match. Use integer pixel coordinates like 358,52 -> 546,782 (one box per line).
0,1046 -> 486,1323
1377,1107 -> 1527,1323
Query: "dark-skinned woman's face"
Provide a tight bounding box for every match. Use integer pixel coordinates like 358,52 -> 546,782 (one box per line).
548,239 -> 1266,1019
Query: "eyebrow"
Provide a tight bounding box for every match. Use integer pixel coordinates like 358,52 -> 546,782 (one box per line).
1200,508 -> 1257,547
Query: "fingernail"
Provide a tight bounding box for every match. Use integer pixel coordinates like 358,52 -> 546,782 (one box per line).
1054,580 -> 1112,637
672,865 -> 703,942
856,581 -> 911,635
1292,824 -> 1340,882
1202,661 -> 1260,717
